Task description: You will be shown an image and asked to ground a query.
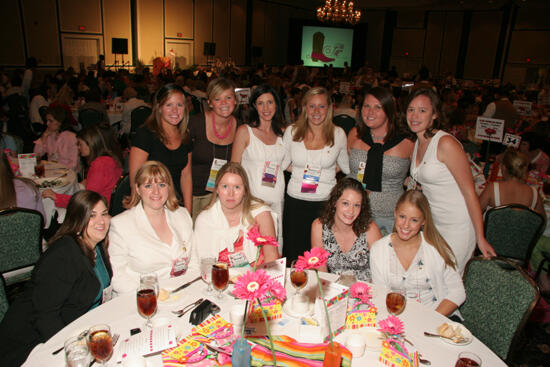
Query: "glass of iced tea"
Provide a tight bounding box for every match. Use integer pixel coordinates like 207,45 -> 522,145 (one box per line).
87,324 -> 113,365
290,260 -> 308,296
386,288 -> 406,316
455,352 -> 482,367
211,262 -> 229,299
137,273 -> 158,328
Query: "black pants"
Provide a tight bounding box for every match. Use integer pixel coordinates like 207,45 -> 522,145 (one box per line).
282,194 -> 326,263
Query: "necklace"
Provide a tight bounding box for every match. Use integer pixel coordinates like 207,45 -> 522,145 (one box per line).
371,132 -> 386,141
212,113 -> 233,140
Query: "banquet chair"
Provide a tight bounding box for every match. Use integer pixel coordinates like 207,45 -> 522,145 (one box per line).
129,106 -> 152,142
0,275 -> 8,322
79,108 -> 104,129
332,114 -> 356,136
109,174 -> 130,217
0,208 -> 44,286
484,204 -> 545,267
460,256 -> 539,362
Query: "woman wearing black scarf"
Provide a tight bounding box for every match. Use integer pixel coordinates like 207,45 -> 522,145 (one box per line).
347,87 -> 414,234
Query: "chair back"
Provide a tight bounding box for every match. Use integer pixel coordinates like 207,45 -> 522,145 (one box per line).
109,174 -> 130,217
484,204 -> 545,266
332,114 -> 356,136
130,106 -> 152,141
0,208 -> 43,285
0,275 -> 8,322
460,257 -> 540,361
79,108 -> 104,129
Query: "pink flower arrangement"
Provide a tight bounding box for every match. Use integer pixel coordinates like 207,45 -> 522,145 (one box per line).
350,282 -> 373,306
378,315 -> 405,337
247,224 -> 278,248
233,270 -> 271,302
294,247 -> 330,271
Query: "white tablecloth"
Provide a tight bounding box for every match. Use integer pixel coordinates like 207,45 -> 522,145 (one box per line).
23,269 -> 506,366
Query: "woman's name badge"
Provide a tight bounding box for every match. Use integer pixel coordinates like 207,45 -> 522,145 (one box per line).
102,285 -> 113,304
170,256 -> 189,277
261,161 -> 279,188
301,164 -> 321,193
356,161 -> 366,188
205,158 -> 227,192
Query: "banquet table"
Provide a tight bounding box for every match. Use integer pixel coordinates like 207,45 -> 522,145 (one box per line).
32,161 -> 80,228
22,269 -> 506,367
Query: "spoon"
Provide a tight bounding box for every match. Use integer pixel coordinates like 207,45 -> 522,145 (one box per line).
424,331 -> 464,343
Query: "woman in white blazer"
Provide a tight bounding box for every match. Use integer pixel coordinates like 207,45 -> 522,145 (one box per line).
109,161 -> 194,294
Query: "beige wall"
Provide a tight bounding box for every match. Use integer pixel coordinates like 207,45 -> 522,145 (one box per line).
21,0 -> 61,66
103,0 -> 132,66
58,0 -> 102,33
0,1 -> 26,65
165,0 -> 193,39
136,0 -> 163,64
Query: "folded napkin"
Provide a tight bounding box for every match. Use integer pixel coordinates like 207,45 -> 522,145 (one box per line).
248,335 -> 352,367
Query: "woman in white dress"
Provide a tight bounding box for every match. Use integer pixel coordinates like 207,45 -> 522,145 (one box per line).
406,88 -> 495,274
231,84 -> 285,248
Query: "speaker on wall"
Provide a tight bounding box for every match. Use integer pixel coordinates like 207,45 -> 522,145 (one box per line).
203,42 -> 216,56
112,38 -> 128,54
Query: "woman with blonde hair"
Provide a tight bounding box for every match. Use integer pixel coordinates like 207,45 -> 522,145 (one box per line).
109,161 -> 193,294
480,148 -> 546,220
193,162 -> 279,267
189,78 -> 239,219
129,83 -> 192,212
282,86 -> 350,262
370,190 -> 465,316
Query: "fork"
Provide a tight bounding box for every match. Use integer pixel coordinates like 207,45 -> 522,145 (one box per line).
172,298 -> 204,317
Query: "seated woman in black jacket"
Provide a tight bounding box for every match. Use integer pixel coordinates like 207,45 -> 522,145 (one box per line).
0,190 -> 112,367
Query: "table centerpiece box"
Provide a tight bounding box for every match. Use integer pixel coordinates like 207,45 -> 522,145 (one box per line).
313,280 -> 349,342
345,282 -> 377,329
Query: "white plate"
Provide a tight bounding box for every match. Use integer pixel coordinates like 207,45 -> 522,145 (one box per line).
282,300 -> 314,319
440,322 -> 473,346
360,329 -> 384,352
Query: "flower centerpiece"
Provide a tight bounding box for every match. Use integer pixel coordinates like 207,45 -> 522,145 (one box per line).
295,248 -> 343,366
234,269 -> 286,365
346,282 -> 377,329
378,315 -> 419,367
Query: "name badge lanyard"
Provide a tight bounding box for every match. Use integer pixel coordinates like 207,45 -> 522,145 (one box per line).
300,148 -> 323,194
205,143 -> 229,192
261,142 -> 280,188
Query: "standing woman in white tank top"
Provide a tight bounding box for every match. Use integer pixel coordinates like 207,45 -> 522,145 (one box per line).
231,84 -> 286,249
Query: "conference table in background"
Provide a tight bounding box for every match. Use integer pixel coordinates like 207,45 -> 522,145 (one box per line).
23,269 -> 506,367
32,161 -> 80,228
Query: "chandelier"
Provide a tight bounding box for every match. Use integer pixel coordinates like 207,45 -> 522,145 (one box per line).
317,0 -> 361,25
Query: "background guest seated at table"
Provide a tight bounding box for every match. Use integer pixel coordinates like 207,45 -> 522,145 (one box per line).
33,106 -> 79,171
109,161 -> 194,295
519,131 -> 549,177
311,177 -> 381,282
0,190 -> 112,367
129,83 -> 192,212
78,87 -> 109,124
0,149 -> 45,219
370,190 -> 466,317
192,162 -> 279,267
480,148 -> 546,220
42,125 -> 123,208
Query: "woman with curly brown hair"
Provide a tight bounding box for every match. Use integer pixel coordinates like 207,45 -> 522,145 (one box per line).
311,177 -> 381,282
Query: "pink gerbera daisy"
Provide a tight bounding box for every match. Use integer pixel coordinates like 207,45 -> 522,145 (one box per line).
350,282 -> 372,304
233,270 -> 270,302
294,247 -> 330,271
268,279 -> 287,302
247,224 -> 278,248
378,315 -> 405,337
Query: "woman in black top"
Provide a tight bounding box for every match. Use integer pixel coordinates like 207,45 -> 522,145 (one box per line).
129,84 -> 192,212
0,190 -> 112,367
188,77 -> 238,219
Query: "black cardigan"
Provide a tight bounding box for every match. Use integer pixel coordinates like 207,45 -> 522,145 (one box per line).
0,235 -> 112,367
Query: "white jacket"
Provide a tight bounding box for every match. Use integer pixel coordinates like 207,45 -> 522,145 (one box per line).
109,203 -> 194,294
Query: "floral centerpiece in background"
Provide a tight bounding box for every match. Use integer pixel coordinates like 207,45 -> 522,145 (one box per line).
378,315 -> 419,367
346,282 -> 377,329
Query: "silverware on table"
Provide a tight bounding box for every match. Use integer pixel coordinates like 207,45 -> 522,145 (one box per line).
172,298 -> 204,318
404,337 -> 431,365
52,329 -> 89,355
170,276 -> 202,294
204,342 -> 232,356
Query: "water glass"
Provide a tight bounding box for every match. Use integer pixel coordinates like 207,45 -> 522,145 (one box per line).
65,334 -> 92,367
200,257 -> 216,292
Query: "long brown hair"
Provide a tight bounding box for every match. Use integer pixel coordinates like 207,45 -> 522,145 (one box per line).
405,88 -> 447,140
394,190 -> 457,269
292,87 -> 336,147
77,125 -> 123,168
205,162 -> 264,225
123,161 -> 179,210
47,190 -> 108,265
320,177 -> 373,236
144,83 -> 189,144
